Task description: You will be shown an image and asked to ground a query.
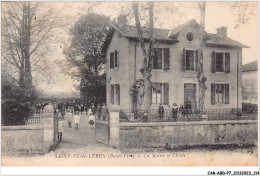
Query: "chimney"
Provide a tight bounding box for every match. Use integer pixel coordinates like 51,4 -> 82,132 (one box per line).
216,27 -> 227,38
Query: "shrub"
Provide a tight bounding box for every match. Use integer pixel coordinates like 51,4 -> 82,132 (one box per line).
242,103 -> 258,114
2,83 -> 38,125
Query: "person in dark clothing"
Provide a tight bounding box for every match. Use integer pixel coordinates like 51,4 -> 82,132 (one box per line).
91,103 -> 96,115
158,104 -> 164,120
80,103 -> 84,115
185,101 -> 192,114
96,104 -> 101,120
172,103 -> 178,121
74,104 -> 79,114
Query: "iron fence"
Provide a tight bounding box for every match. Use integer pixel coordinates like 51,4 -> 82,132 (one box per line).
2,114 -> 42,126
118,108 -> 257,123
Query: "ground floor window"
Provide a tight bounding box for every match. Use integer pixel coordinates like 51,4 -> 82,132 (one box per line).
110,84 -> 120,105
152,83 -> 162,104
211,83 -> 229,105
152,82 -> 169,105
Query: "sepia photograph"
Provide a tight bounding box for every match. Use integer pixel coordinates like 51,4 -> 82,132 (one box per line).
1,1 -> 258,168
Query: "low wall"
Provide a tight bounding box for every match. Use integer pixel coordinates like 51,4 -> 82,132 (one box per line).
2,125 -> 44,155
119,120 -> 258,149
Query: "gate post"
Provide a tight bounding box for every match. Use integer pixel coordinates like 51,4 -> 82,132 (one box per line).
42,105 -> 56,152
109,111 -> 119,148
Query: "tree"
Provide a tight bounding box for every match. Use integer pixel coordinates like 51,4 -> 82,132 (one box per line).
196,2 -> 207,113
2,2 -> 66,88
59,13 -> 110,104
132,2 -> 154,111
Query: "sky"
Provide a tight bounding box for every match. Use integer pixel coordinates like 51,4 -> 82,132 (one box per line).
15,1 -> 257,95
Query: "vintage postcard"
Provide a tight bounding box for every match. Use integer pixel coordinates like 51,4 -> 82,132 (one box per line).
1,1 -> 258,168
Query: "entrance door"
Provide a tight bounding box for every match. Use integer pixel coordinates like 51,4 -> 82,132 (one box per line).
184,83 -> 196,112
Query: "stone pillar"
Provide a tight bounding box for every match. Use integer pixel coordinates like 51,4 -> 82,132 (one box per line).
42,105 -> 55,153
109,111 -> 119,148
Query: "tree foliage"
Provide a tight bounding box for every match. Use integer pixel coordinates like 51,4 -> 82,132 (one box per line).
59,13 -> 110,104
2,2 -> 66,88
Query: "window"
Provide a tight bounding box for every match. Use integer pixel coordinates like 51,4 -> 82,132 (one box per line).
153,48 -> 162,69
186,32 -> 194,42
110,50 -> 119,68
216,52 -> 224,72
110,84 -> 120,105
211,83 -> 229,105
215,84 -> 224,103
152,83 -> 169,105
153,48 -> 170,70
110,52 -> 114,68
152,83 -> 162,104
212,51 -> 230,73
183,49 -> 198,71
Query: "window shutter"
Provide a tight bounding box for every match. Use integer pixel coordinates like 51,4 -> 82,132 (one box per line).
116,84 -> 120,105
110,52 -> 114,68
211,83 -> 215,105
225,52 -> 230,73
158,48 -> 162,69
225,84 -> 229,104
212,51 -> 216,73
163,48 -> 170,71
195,50 -> 199,71
152,48 -> 157,69
163,83 -> 169,105
111,84 -> 114,104
183,48 -> 186,71
115,50 -> 119,67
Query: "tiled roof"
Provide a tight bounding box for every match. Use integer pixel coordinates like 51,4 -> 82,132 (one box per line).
111,23 -> 173,41
242,60 -> 258,72
204,33 -> 249,48
102,19 -> 248,53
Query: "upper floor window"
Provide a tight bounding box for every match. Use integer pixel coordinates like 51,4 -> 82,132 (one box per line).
183,49 -> 198,71
186,32 -> 194,42
110,50 -> 119,68
153,48 -> 170,70
212,51 -> 230,73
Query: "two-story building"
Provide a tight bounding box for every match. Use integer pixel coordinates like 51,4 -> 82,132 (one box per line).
102,19 -> 248,112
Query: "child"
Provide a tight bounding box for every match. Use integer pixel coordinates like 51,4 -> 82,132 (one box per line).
74,111 -> 80,130
58,116 -> 64,141
88,113 -> 95,127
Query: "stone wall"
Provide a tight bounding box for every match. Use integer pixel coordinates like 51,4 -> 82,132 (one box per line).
2,125 -> 44,155
2,105 -> 58,155
119,120 -> 257,149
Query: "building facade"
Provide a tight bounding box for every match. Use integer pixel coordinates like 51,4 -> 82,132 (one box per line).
242,60 -> 258,104
103,20 -> 248,112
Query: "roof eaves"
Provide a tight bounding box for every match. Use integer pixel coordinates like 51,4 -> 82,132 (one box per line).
127,36 -> 179,44
204,43 -> 247,48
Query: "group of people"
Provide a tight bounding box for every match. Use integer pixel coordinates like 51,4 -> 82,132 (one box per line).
57,103 -> 98,141
35,100 -> 92,115
158,102 -> 192,121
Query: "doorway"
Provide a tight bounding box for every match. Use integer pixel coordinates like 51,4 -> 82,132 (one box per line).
184,83 -> 197,112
